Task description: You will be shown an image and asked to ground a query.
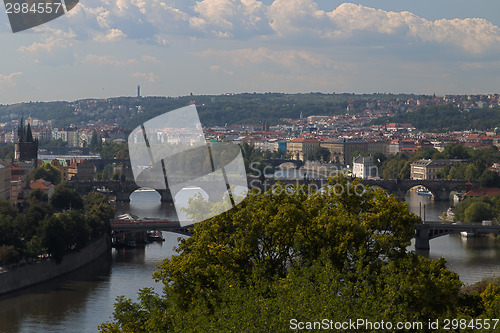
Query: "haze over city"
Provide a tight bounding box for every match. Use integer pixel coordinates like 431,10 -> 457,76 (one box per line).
1,0 -> 500,104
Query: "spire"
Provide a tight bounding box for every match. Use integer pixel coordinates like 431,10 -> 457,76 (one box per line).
17,114 -> 24,143
26,123 -> 33,142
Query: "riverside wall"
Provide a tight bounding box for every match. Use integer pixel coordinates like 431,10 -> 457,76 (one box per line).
0,236 -> 110,296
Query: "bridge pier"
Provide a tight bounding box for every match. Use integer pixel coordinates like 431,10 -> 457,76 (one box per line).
115,191 -> 131,203
415,224 -> 430,250
433,190 -> 451,202
157,189 -> 174,203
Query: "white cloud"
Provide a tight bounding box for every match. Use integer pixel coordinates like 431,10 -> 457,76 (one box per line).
64,0 -> 190,42
93,28 -> 126,42
267,0 -> 332,38
82,54 -> 137,66
18,37 -> 72,53
267,2 -> 500,54
0,72 -> 23,87
190,0 -> 270,37
132,72 -> 159,82
29,1 -> 500,55
200,47 -> 339,69
141,55 -> 162,64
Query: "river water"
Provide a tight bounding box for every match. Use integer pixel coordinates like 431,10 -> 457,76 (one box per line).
0,188 -> 499,332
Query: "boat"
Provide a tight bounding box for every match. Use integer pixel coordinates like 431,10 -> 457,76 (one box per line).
460,231 -> 481,238
117,213 -> 139,220
134,188 -> 156,193
147,230 -> 165,242
417,188 -> 432,196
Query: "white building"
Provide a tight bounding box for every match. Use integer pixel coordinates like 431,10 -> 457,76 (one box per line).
352,155 -> 378,179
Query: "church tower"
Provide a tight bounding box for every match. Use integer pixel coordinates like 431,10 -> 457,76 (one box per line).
15,115 -> 38,163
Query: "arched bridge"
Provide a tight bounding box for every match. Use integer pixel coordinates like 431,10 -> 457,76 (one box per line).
415,222 -> 500,250
69,179 -> 173,203
249,178 -> 477,201
263,159 -> 304,169
70,178 -> 477,203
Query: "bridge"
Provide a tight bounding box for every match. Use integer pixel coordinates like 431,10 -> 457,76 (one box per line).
110,219 -> 193,236
110,219 -> 500,251
263,159 -> 304,169
250,178 -> 477,201
415,222 -> 500,250
69,179 -> 174,202
70,177 -> 477,203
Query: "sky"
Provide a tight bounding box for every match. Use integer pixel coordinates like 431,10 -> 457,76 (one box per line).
1,0 -> 500,104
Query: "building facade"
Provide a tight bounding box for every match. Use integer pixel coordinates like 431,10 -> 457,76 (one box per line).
0,162 -> 11,201
410,159 -> 466,180
321,139 -> 387,166
287,138 -> 320,161
352,155 -> 378,179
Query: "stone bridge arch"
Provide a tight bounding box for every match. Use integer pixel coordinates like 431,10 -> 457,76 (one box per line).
69,180 -> 174,203
263,159 -> 304,169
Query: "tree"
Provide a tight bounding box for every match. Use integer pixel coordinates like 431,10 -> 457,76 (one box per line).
89,131 -> 101,153
30,163 -> 61,185
49,184 -> 84,211
27,188 -> 49,204
84,193 -> 114,238
100,176 -> 470,332
310,147 -> 330,162
480,284 -> 500,317
464,202 -> 494,222
0,245 -> 20,265
479,169 -> 500,187
0,199 -> 17,218
442,143 -> 471,160
40,215 -> 67,263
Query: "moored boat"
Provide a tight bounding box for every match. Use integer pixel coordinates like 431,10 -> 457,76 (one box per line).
417,188 -> 432,196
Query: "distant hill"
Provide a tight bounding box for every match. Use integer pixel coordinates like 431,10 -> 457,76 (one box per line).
0,92 -> 423,128
370,105 -> 500,132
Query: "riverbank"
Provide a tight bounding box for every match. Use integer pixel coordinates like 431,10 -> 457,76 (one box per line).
0,235 -> 110,296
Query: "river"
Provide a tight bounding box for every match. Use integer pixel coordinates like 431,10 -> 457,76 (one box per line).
0,188 -> 499,332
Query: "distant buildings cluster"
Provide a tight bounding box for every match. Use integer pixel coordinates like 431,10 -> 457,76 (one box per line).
0,93 -> 500,204
0,117 -> 98,208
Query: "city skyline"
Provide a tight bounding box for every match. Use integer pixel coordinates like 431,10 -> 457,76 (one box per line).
1,1 -> 500,104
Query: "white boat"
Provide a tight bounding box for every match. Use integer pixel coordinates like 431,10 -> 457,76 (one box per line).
460,231 -> 482,237
117,213 -> 139,220
134,188 -> 156,192
417,188 -> 432,196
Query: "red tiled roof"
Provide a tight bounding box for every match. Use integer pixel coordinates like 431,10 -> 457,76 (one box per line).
463,187 -> 500,199
290,138 -> 320,143
30,178 -> 55,190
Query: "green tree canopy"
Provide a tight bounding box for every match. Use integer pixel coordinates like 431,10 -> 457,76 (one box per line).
30,163 -> 61,185
99,176 -> 485,332
49,184 -> 84,211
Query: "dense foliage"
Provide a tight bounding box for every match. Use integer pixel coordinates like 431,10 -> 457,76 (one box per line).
371,105 -> 500,132
123,93 -> 411,128
0,93 -> 424,128
0,187 -> 114,265
0,144 -> 14,160
98,142 -> 129,160
29,163 -> 62,185
453,195 -> 500,223
98,175 -> 500,332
